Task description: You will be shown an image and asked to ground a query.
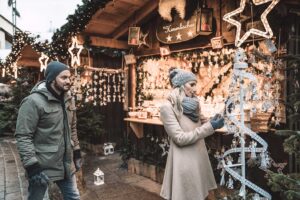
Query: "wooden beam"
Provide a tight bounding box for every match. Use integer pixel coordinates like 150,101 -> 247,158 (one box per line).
112,0 -> 159,39
77,35 -> 129,49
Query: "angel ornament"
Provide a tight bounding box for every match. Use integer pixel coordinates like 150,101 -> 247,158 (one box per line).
250,140 -> 257,159
226,175 -> 234,189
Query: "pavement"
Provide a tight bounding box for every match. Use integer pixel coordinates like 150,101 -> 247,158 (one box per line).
0,137 -> 163,200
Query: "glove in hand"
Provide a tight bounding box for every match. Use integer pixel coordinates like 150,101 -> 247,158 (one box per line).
210,114 -> 225,130
73,149 -> 82,172
29,172 -> 49,187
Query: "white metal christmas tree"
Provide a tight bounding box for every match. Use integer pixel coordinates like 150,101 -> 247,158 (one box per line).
221,48 -> 272,199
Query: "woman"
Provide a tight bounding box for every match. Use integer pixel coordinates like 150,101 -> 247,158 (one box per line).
160,68 -> 224,200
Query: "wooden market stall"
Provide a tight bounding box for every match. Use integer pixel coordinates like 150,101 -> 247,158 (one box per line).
73,2 -> 299,197
1,0 -> 299,199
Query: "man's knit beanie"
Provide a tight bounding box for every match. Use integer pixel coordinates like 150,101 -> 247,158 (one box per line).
45,61 -> 69,83
169,67 -> 197,88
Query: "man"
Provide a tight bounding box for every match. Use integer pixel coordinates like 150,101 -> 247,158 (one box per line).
15,61 -> 82,200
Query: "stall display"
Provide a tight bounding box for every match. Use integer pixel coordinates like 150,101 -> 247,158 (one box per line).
73,68 -> 125,106
135,44 -> 285,132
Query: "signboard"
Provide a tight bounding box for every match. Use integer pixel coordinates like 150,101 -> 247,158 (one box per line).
160,46 -> 171,56
124,54 -> 137,65
211,36 -> 224,49
156,9 -> 213,44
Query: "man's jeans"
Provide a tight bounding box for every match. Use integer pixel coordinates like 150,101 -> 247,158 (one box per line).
28,174 -> 80,200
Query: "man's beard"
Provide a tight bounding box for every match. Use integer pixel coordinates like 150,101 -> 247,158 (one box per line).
54,81 -> 70,93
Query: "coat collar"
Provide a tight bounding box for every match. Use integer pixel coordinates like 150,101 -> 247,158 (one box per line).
31,81 -> 72,102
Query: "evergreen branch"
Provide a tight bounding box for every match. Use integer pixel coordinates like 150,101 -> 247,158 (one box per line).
275,130 -> 300,137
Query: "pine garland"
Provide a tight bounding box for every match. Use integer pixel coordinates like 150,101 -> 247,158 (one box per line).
0,31 -> 50,77
50,0 -> 111,61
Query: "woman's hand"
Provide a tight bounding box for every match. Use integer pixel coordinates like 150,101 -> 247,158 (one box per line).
210,114 -> 225,130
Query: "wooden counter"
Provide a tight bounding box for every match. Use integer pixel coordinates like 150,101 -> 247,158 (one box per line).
124,117 -> 228,138
124,117 -> 163,138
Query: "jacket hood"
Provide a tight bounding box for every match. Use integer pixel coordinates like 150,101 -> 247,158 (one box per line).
31,80 -> 71,102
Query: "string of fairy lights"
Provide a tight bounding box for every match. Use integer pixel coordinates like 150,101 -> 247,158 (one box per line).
0,31 -> 52,78
0,0 -> 117,79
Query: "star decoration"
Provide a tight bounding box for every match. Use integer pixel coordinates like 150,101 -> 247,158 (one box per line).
166,35 -> 172,42
138,31 -> 150,48
39,53 -> 49,72
68,36 -> 83,67
223,0 -> 280,47
176,33 -> 182,40
226,14 -> 251,31
187,31 -> 193,37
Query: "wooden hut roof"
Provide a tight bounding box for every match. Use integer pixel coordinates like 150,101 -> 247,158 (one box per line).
78,0 -> 158,50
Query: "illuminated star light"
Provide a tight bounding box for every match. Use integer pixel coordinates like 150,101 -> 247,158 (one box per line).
223,0 -> 280,47
187,31 -> 193,37
166,35 -> 172,42
39,53 -> 49,72
176,33 -> 182,40
68,36 -> 83,67
11,62 -> 18,79
1,68 -> 5,77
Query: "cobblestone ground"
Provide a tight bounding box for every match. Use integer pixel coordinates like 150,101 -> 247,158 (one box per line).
0,137 -> 28,200
0,137 -> 163,200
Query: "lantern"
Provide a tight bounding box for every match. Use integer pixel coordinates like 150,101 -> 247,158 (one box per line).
196,0 -> 213,35
94,168 -> 104,185
103,143 -> 114,155
128,27 -> 140,46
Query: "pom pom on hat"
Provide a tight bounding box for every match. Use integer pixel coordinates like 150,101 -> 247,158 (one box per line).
169,67 -> 197,88
45,61 -> 69,83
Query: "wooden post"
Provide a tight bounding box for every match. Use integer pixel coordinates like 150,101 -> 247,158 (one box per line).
129,64 -> 136,109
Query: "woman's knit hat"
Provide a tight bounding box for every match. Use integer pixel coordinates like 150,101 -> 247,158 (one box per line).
169,67 -> 197,88
45,61 -> 69,83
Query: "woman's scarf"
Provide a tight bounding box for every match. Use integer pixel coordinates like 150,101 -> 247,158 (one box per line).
182,96 -> 199,122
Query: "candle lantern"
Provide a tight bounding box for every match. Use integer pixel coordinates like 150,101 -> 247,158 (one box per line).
196,0 -> 213,35
94,168 -> 104,185
103,143 -> 114,155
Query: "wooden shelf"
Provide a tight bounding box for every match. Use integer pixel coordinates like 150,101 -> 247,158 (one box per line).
124,117 -> 163,138
124,117 -> 229,137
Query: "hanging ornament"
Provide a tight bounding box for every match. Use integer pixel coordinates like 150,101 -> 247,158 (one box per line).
258,39 -> 277,55
223,0 -> 280,47
39,52 -> 49,72
138,31 -> 150,48
68,36 -> 83,67
227,175 -> 234,189
253,193 -> 261,200
250,140 -> 257,159
220,168 -> 226,186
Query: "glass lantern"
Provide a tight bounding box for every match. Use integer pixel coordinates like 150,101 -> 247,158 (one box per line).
94,168 -> 104,185
103,143 -> 114,155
